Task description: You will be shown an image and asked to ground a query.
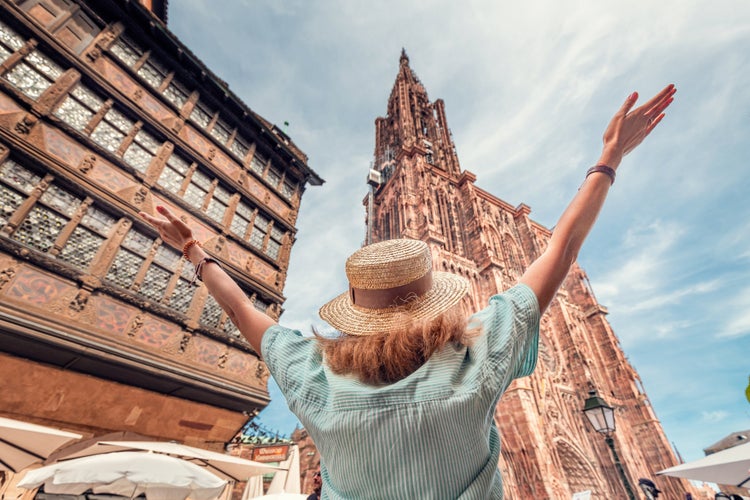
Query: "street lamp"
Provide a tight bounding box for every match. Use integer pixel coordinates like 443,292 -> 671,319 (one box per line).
582,390 -> 636,500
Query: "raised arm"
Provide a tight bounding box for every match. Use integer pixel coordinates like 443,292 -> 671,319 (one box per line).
520,84 -> 676,313
139,206 -> 276,353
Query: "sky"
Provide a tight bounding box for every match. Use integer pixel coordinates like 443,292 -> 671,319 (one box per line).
168,0 -> 750,466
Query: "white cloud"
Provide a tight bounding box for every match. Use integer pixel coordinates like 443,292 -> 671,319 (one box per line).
701,410 -> 729,423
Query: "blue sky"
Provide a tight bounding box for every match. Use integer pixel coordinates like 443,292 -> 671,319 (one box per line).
168,0 -> 750,465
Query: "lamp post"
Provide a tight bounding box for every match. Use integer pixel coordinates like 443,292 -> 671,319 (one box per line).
582,390 -> 636,500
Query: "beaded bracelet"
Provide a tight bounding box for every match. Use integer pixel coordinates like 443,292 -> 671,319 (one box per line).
182,239 -> 201,260
585,165 -> 616,185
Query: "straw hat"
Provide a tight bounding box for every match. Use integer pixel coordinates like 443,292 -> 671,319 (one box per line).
319,239 -> 470,336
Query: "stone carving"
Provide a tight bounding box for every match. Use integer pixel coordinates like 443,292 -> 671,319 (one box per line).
179,332 -> 192,353
133,186 -> 148,206
14,114 -> 38,135
78,154 -> 97,174
133,89 -> 143,102
255,361 -> 270,384
206,147 -> 216,160
85,46 -> 102,63
68,289 -> 90,313
0,265 -> 16,290
127,314 -> 144,338
218,349 -> 228,369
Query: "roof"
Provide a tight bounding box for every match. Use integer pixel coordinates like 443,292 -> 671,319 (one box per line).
704,430 -> 750,455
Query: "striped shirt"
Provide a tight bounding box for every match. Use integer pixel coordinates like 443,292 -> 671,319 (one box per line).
261,284 -> 540,500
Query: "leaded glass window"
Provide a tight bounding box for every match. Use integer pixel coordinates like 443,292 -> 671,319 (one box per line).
105,228 -> 153,288
157,152 -> 191,193
266,225 -> 284,261
123,129 -> 161,173
205,184 -> 229,223
230,201 -> 252,239
39,184 -> 81,217
110,35 -> 143,67
12,181 -> 82,254
230,136 -> 249,160
168,263 -> 196,313
140,245 -> 183,303
190,101 -> 212,128
136,57 -> 168,89
209,117 -> 231,145
58,206 -> 114,270
249,152 -> 266,176
0,159 -> 39,229
183,169 -> 210,207
281,179 -> 296,200
249,213 -> 268,250
4,50 -> 64,100
91,108 -> 134,153
223,318 -> 240,337
54,83 -> 106,133
200,293 -> 223,329
0,20 -> 24,64
163,80 -> 188,109
253,297 -> 268,313
266,165 -> 282,188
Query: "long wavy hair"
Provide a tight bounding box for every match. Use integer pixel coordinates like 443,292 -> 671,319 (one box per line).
315,306 -> 478,385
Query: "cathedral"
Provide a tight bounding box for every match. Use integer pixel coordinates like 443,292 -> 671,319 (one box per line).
365,49 -> 700,499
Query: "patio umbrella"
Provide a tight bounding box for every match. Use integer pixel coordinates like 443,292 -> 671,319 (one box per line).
17,451 -> 227,500
0,417 -> 82,472
658,441 -> 750,489
50,440 -> 284,482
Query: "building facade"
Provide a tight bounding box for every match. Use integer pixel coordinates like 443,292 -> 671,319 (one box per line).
365,50 -> 700,499
0,0 -> 320,453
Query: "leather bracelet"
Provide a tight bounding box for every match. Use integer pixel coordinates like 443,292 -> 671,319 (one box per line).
585,165 -> 616,185
182,239 -> 201,260
191,257 -> 220,285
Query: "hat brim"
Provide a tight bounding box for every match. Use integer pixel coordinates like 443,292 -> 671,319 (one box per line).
319,271 -> 470,336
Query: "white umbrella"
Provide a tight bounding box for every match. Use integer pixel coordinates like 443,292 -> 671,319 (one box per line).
0,417 -> 81,472
18,451 -> 227,500
658,441 -> 750,489
52,440 -> 284,482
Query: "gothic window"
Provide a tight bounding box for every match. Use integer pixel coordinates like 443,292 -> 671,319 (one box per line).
54,83 -> 104,131
3,49 -> 64,100
0,20 -> 25,64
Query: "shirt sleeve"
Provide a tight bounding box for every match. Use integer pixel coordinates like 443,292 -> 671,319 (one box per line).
470,283 -> 541,391
260,324 -> 318,398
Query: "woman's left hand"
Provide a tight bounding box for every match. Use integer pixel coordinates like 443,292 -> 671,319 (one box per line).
139,206 -> 194,251
600,84 -> 676,169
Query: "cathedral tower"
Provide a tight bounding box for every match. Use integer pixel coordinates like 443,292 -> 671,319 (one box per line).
366,50 -> 698,499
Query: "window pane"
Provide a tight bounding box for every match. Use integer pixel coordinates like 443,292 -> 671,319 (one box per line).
190,102 -> 212,128
230,137 -> 249,159
190,169 -> 211,189
25,50 -> 63,80
13,205 -> 67,252
133,129 -> 160,153
209,118 -> 230,144
266,165 -> 281,187
253,297 -> 268,313
230,212 -> 249,238
158,165 -> 185,192
200,293 -> 223,328
105,108 -> 134,133
106,248 -> 143,288
136,58 -> 168,88
153,246 -> 180,269
0,185 -> 25,229
183,184 -> 207,207
54,96 -> 93,130
281,180 -> 296,199
168,276 -> 195,314
163,80 -> 188,108
110,36 -> 142,67
205,198 -> 226,222
0,159 -> 41,194
122,142 -> 153,172
39,184 -> 81,217
71,84 -> 104,111
80,206 -> 115,235
91,120 -> 125,152
249,154 -> 265,175
270,225 -> 284,241
58,224 -> 102,270
140,264 -> 171,301
5,62 -> 52,99
121,229 -> 153,254
0,20 -> 25,52
265,239 -> 280,260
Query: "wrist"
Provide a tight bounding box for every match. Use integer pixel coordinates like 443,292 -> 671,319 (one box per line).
597,148 -> 622,170
182,239 -> 202,260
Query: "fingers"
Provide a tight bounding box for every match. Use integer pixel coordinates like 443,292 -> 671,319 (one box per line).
619,91 -> 639,116
156,205 -> 181,223
138,211 -> 161,227
641,84 -> 676,113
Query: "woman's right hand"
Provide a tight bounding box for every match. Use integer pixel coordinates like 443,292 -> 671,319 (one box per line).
599,84 -> 676,169
139,206 -> 195,252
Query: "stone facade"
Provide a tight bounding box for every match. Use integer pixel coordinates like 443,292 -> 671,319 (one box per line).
0,0 -> 320,457
364,50 -> 702,499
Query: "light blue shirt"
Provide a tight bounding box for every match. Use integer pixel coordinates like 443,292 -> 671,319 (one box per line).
261,284 -> 540,500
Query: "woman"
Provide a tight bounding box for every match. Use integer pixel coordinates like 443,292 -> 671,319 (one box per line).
141,85 -> 675,499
